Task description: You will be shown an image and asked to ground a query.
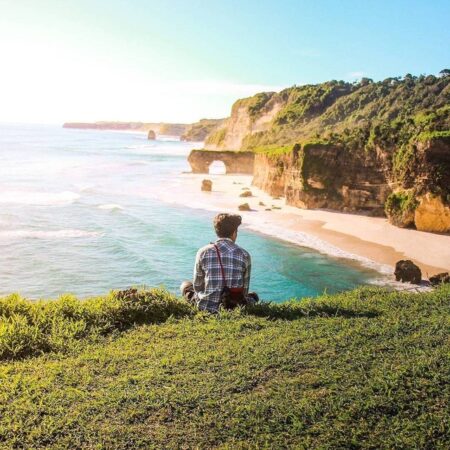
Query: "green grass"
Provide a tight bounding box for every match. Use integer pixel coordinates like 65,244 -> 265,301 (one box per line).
251,144 -> 294,158
0,289 -> 194,360
1,286 -> 449,448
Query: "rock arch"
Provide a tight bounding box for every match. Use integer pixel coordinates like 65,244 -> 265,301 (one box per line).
188,150 -> 255,174
208,160 -> 227,174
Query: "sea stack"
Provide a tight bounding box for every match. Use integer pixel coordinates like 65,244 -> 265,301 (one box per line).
147,129 -> 156,140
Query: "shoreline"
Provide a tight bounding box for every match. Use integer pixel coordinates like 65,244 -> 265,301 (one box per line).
158,172 -> 449,279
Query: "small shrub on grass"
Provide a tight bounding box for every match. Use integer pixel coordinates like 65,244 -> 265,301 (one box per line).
385,190 -> 419,227
0,288 -> 195,360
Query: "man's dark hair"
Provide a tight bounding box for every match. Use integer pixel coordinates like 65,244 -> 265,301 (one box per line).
214,213 -> 242,238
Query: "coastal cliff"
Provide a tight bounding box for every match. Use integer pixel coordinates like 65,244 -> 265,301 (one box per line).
205,93 -> 284,150
63,121 -> 188,136
180,118 -> 225,142
204,71 -> 450,232
253,144 -> 389,214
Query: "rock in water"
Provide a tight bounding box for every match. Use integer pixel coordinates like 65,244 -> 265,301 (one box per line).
394,260 -> 422,284
429,272 -> 450,286
201,179 -> 212,191
238,203 -> 251,211
239,190 -> 252,198
147,129 -> 156,140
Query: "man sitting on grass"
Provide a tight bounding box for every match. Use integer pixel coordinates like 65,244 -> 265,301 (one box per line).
180,213 -> 258,313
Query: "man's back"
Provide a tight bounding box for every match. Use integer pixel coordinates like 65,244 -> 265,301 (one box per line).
194,238 -> 251,312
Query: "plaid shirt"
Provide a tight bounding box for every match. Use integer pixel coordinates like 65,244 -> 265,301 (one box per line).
194,238 -> 251,312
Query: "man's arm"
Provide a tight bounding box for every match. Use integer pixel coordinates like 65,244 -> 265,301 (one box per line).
243,252 -> 251,295
193,249 -> 205,293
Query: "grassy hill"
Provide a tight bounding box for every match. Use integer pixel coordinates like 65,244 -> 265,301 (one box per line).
1,286 -> 449,448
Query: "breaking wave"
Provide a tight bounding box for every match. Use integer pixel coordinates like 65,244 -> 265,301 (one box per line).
0,191 -> 80,206
0,229 -> 101,240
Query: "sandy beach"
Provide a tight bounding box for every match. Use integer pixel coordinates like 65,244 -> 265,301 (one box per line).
160,172 -> 450,279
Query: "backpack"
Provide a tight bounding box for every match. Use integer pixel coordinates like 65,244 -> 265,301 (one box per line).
213,244 -> 247,310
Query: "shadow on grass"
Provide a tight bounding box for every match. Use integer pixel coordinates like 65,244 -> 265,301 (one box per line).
243,301 -> 380,320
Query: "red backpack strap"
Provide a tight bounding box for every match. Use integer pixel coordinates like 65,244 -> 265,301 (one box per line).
213,244 -> 227,288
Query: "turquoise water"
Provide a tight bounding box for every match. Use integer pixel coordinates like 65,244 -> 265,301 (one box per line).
0,124 -> 379,300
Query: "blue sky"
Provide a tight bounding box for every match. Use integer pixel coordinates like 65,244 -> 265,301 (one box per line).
0,0 -> 449,123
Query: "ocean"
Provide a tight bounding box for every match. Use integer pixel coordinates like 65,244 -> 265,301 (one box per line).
0,124 -> 380,300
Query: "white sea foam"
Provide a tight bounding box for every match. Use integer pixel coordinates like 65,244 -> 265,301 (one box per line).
0,229 -> 100,240
98,204 -> 124,211
0,190 -> 80,206
244,218 -> 393,276
125,144 -> 156,150
128,160 -> 152,166
157,135 -> 183,142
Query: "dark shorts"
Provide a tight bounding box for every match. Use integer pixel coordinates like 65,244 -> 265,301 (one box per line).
179,281 -> 259,306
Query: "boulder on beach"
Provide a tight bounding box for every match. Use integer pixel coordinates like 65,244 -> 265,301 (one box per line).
429,272 -> 450,286
147,129 -> 156,140
394,260 -> 422,284
259,201 -> 266,206
239,190 -> 252,198
201,179 -> 212,192
238,203 -> 251,211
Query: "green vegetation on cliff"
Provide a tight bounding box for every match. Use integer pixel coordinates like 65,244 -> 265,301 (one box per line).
384,190 -> 419,228
205,126 -> 227,146
180,118 -> 225,142
236,73 -> 449,152
1,286 -> 449,448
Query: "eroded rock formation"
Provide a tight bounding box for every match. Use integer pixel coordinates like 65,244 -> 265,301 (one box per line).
201,179 -> 212,191
414,194 -> 450,232
205,93 -> 283,150
188,150 -> 255,174
394,260 -> 422,284
253,144 -> 390,214
238,203 -> 251,211
429,272 -> 450,285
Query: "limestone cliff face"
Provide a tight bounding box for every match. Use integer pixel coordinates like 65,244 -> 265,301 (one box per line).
180,119 -> 225,142
205,93 -> 283,150
253,144 -> 390,214
252,138 -> 450,232
383,137 -> 450,230
415,194 -> 450,232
